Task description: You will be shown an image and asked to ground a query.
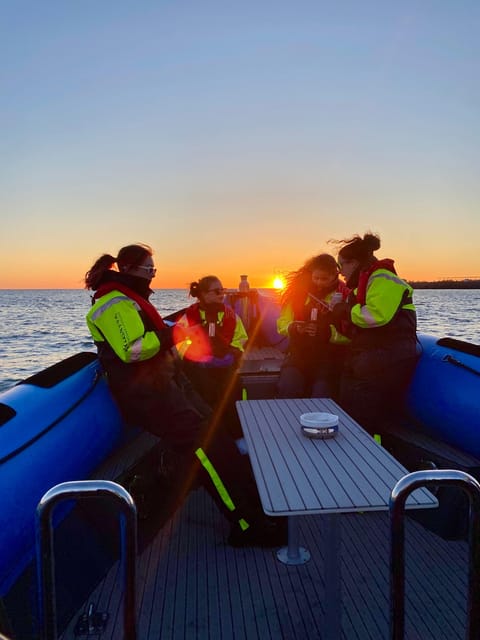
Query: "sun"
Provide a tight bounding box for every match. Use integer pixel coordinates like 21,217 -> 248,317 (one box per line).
272,276 -> 285,290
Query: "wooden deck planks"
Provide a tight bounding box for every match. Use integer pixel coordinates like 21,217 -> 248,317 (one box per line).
60,486 -> 469,640
58,366 -> 468,639
340,516 -> 389,639
340,509 -> 468,639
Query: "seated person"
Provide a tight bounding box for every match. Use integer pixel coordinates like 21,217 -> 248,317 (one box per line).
276,253 -> 350,399
173,276 -> 248,439
85,245 -> 284,547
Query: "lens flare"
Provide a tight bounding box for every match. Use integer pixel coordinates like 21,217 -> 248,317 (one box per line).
272,276 -> 285,290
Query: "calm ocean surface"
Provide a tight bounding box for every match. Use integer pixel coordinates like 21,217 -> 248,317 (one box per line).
1,288 -> 479,393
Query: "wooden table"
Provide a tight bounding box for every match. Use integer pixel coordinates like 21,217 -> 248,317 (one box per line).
236,397 -> 438,638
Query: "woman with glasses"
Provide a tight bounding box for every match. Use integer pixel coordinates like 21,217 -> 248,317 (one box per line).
329,232 -> 418,437
276,253 -> 350,399
85,246 -> 286,547
173,276 -> 248,438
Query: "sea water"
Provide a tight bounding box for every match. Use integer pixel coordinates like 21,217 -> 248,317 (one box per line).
0,288 -> 479,393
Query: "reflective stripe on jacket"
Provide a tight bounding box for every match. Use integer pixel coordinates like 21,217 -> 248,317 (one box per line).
175,305 -> 248,359
350,269 -> 415,330
86,289 -> 161,363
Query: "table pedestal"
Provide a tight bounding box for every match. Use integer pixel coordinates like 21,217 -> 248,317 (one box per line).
276,514 -> 342,636
276,517 -> 310,565
323,513 -> 341,640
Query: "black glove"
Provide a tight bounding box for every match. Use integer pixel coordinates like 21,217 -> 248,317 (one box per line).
156,327 -> 174,352
316,315 -> 333,343
330,302 -> 350,323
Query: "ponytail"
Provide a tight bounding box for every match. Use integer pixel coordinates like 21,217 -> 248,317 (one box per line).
334,232 -> 380,264
85,243 -> 153,290
84,254 -> 116,290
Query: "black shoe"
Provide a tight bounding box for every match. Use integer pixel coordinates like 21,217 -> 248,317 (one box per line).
227,517 -> 288,548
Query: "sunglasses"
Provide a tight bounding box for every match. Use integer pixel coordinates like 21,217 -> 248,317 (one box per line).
208,288 -> 226,295
136,265 -> 157,276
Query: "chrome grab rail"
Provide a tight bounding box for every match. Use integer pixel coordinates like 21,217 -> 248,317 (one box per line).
36,480 -> 137,640
389,469 -> 480,640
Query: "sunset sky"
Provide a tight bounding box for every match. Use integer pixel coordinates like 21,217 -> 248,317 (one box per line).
1,2 -> 479,289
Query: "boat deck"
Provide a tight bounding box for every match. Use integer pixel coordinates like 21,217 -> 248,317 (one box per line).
60,484 -> 469,639
55,347 -> 470,639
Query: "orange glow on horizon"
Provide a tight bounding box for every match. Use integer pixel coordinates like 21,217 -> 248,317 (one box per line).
0,251 -> 478,289
2,268 -> 479,289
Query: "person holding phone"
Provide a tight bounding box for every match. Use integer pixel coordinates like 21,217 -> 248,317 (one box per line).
276,253 -> 350,398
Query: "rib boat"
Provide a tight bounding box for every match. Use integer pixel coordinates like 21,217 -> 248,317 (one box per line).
0,288 -> 479,639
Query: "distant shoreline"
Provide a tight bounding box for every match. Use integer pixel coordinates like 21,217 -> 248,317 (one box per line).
408,280 -> 480,289
1,280 -> 480,291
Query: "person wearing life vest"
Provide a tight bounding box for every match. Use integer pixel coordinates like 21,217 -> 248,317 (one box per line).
173,276 -> 247,439
328,232 -> 418,436
276,253 -> 351,399
84,244 -> 286,547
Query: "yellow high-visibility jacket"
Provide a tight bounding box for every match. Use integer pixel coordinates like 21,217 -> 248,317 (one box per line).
87,289 -> 166,363
351,269 -> 415,329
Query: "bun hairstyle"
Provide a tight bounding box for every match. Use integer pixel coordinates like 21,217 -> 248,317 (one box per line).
189,275 -> 219,299
85,243 -> 152,290
336,232 -> 381,265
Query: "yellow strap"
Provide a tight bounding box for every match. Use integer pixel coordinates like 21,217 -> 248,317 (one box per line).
374,434 -> 382,445
195,448 -> 250,530
242,388 -> 248,400
238,518 -> 249,531
195,447 -> 236,511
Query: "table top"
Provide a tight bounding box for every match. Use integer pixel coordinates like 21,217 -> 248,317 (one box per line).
236,397 -> 438,516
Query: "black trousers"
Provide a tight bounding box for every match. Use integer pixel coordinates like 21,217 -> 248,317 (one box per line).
277,344 -> 348,400
338,348 -> 418,436
109,370 -> 263,529
182,360 -> 244,439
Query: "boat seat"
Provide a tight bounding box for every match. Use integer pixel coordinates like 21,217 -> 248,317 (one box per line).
382,422 -> 480,540
382,422 -> 480,474
239,346 -> 285,399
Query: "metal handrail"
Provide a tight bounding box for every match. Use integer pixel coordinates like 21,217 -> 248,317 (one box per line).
389,469 -> 480,640
35,480 -> 137,640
